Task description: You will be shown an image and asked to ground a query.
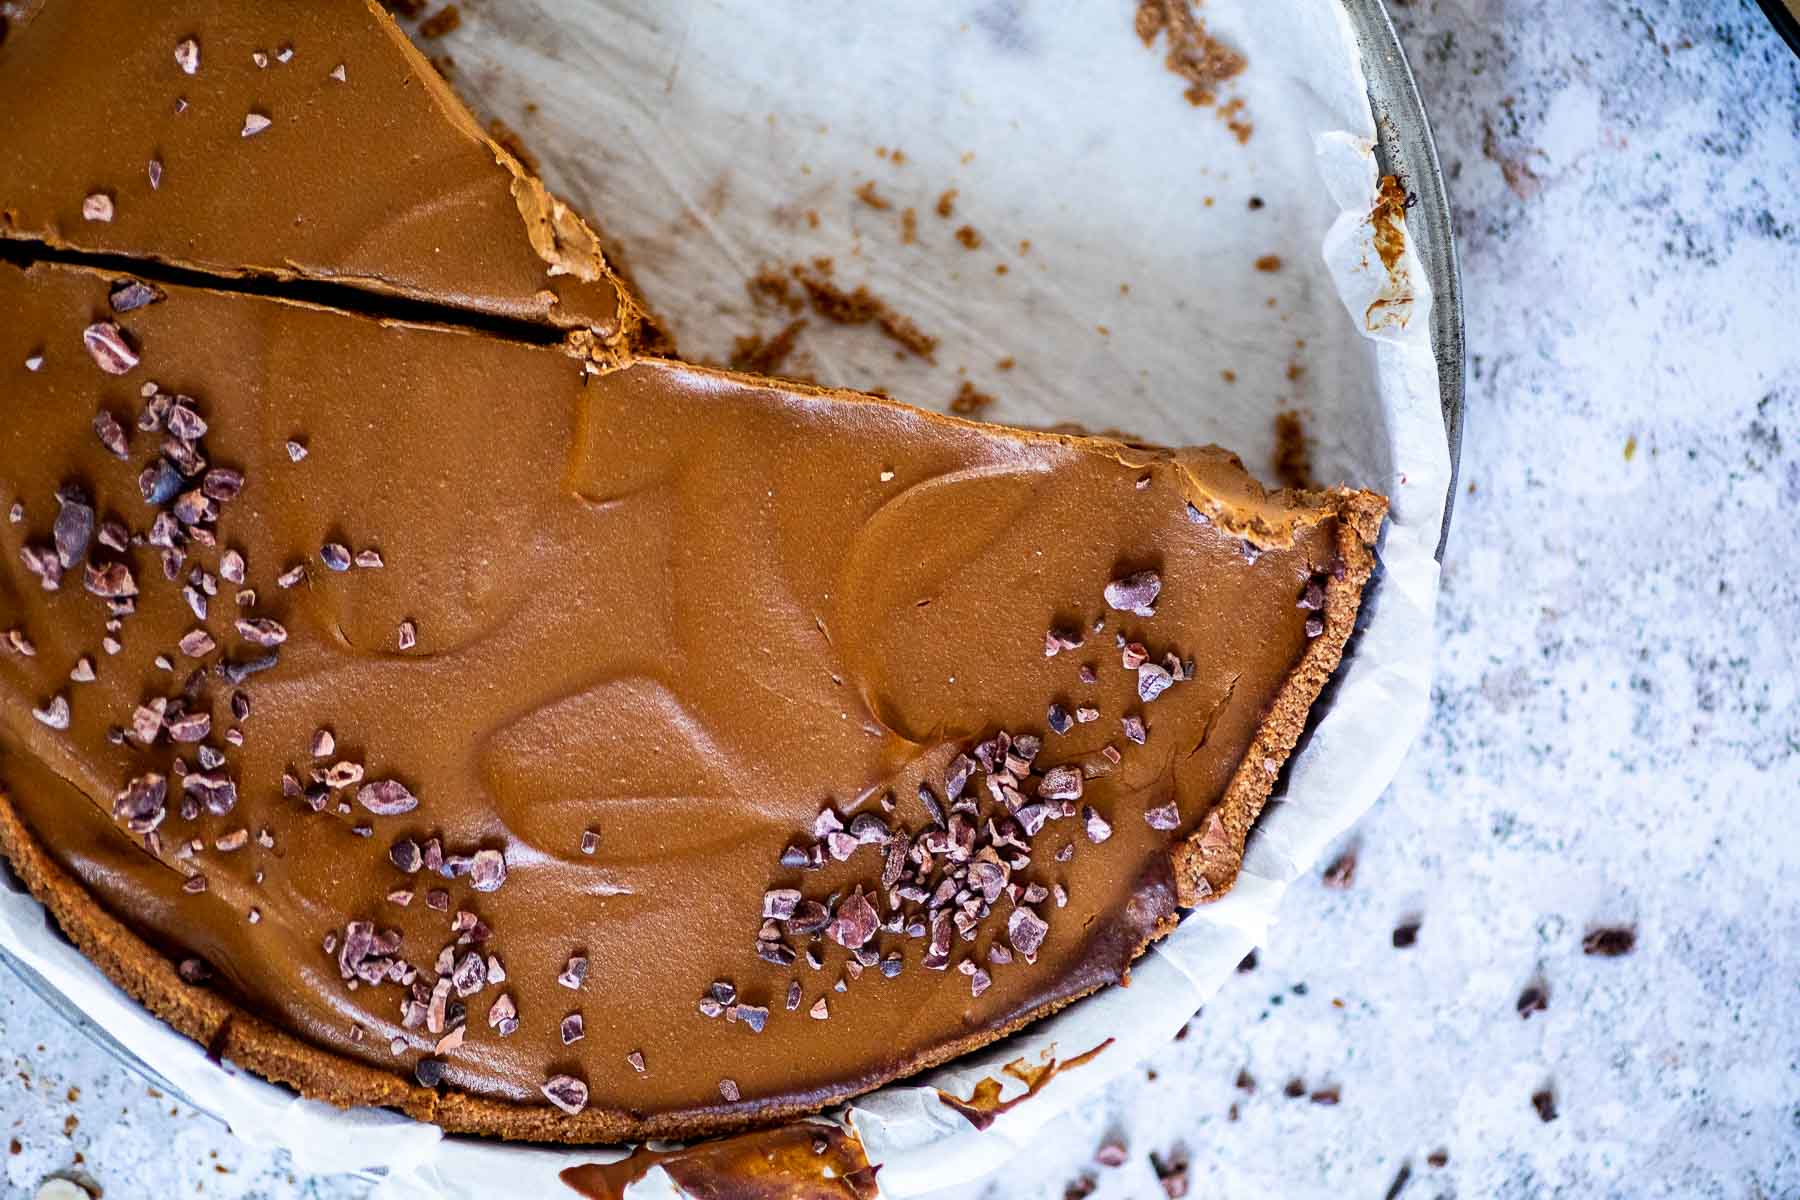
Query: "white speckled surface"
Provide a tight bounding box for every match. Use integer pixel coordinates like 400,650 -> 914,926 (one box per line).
4,2 -> 1798,1198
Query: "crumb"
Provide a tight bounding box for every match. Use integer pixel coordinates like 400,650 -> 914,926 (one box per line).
385,0 -> 426,16
1623,435 -> 1637,460
1427,1149 -> 1449,1168
995,356 -> 1015,370
730,319 -> 807,376
428,53 -> 455,78
1286,361 -> 1305,382
748,268 -> 802,313
791,265 -> 937,359
1531,1089 -> 1558,1122
1221,369 -> 1237,383
994,263 -> 1008,275
900,207 -> 917,244
1096,324 -> 1110,336
1120,282 -> 1131,294
955,225 -> 983,250
1254,254 -> 1283,272
1137,0 -> 1246,102
1237,949 -> 1257,972
1248,195 -> 1265,210
1582,927 -> 1636,957
1321,848 -> 1355,888
891,148 -> 907,165
487,118 -> 538,173
1018,239 -> 1031,254
805,209 -> 820,229
936,188 -> 958,218
950,381 -> 994,416
1273,411 -> 1316,490
854,180 -> 892,211
1219,96 -> 1252,143
418,4 -> 461,37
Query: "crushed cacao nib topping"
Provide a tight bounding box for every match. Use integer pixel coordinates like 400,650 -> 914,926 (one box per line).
718,1079 -> 741,1103
109,279 -> 165,314
558,955 -> 589,990
1144,801 -> 1180,831
579,829 -> 600,854
357,779 -> 418,815
31,694 -> 71,729
242,111 -> 272,138
19,543 -> 62,591
1103,570 -> 1161,617
627,1050 -> 646,1073
82,193 -> 115,222
729,1003 -> 769,1033
560,1012 -> 585,1044
1137,662 -> 1175,703
52,483 -> 94,568
468,848 -> 506,892
83,561 -> 138,599
319,542 -> 352,572
112,773 -> 168,833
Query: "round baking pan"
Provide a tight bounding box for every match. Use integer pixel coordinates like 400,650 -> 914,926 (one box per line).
0,0 -> 1464,1169
1755,0 -> 1800,56
1341,0 -> 1465,559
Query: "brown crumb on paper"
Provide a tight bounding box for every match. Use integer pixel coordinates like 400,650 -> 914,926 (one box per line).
789,264 -> 938,360
901,207 -> 918,244
951,381 -> 995,417
854,180 -> 892,211
1135,0 -> 1251,139
487,118 -> 538,174
1273,410 -> 1316,491
936,189 -> 958,219
730,319 -> 808,377
955,225 -> 983,250
418,5 -> 461,38
1254,254 -> 1283,272
749,268 -> 803,314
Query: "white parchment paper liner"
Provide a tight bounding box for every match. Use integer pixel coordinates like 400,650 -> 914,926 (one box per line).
0,0 -> 1447,1195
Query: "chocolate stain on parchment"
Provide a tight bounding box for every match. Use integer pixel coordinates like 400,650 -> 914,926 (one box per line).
936,1037 -> 1117,1130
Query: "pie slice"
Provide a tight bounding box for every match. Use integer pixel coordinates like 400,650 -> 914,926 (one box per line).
0,258 -> 1383,1142
0,0 -> 644,345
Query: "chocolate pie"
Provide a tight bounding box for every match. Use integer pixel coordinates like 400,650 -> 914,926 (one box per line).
0,0 -> 1385,1144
